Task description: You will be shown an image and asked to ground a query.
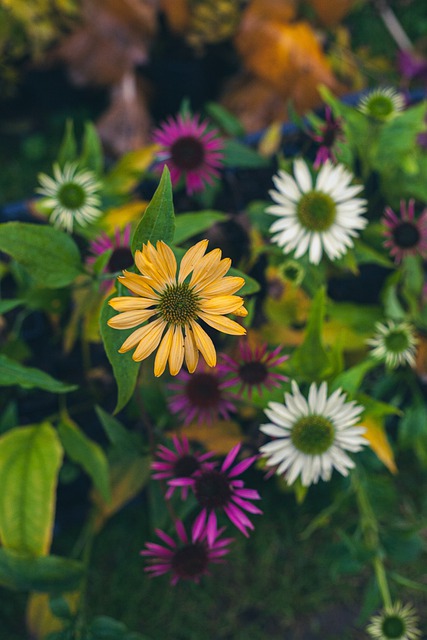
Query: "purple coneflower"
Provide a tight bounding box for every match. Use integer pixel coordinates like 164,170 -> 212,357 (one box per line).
168,362 -> 237,425
152,113 -> 224,195
151,435 -> 215,499
382,199 -> 427,263
141,519 -> 233,585
87,225 -> 134,291
311,107 -> 344,169
169,443 -> 262,544
219,340 -> 289,399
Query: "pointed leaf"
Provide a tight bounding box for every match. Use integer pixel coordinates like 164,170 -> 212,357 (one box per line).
0,354 -> 77,393
95,406 -> 140,455
0,222 -> 83,288
0,423 -> 63,556
58,120 -> 77,167
290,287 -> 330,380
331,358 -> 379,396
131,167 -> 175,254
363,415 -> 397,474
222,139 -> 268,168
174,211 -> 228,245
0,549 -> 83,592
79,121 -> 104,175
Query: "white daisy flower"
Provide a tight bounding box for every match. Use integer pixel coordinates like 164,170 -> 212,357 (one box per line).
259,380 -> 367,487
367,320 -> 417,369
366,601 -> 421,640
358,87 -> 406,121
266,159 -> 367,264
37,163 -> 102,232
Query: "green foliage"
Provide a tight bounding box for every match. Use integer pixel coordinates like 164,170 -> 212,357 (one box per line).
95,406 -> 142,456
0,354 -> 77,393
0,222 -> 83,288
205,102 -> 246,137
174,210 -> 228,244
58,120 -> 104,175
0,548 -> 84,592
0,423 -> 63,556
222,139 -> 269,168
131,166 -> 175,254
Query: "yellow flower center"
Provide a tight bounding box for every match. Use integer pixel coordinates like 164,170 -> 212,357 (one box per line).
159,282 -> 200,325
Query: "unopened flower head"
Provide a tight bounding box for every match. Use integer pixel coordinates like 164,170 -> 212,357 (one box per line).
367,320 -> 418,369
311,106 -> 344,168
152,113 -> 224,195
37,162 -> 102,232
358,87 -> 405,121
267,159 -> 367,264
366,601 -> 421,640
260,381 -> 367,487
141,519 -> 233,585
168,362 -> 237,425
382,200 -> 427,264
169,443 -> 262,544
219,339 -> 289,399
87,225 -> 134,291
107,239 -> 247,377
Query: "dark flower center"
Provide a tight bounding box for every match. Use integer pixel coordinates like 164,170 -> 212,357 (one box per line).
194,470 -> 232,509
239,361 -> 268,386
322,125 -> 338,148
381,614 -> 405,638
173,454 -> 201,477
58,183 -> 86,209
107,247 -> 134,272
297,191 -> 336,231
291,415 -> 335,455
185,373 -> 221,408
159,282 -> 200,325
171,136 -> 205,171
171,542 -> 209,579
392,221 -> 420,248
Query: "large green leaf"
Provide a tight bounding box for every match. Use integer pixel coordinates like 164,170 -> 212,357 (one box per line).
95,406 -> 141,456
99,294 -> 140,414
0,548 -> 83,592
0,422 -> 63,556
0,299 -> 24,314
222,139 -> 268,168
174,211 -> 228,245
0,354 -> 77,393
331,358 -> 379,395
79,121 -> 104,176
58,418 -> 111,503
131,166 -> 175,254
57,119 -> 77,167
0,222 -> 83,288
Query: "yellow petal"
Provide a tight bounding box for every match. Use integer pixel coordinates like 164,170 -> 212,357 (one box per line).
199,295 -> 245,315
134,249 -> 166,291
156,241 -> 178,285
192,257 -> 232,293
117,318 -> 164,353
119,272 -> 159,299
198,311 -> 246,335
190,248 -> 222,286
191,320 -> 217,367
202,276 -> 245,297
363,415 -> 397,474
154,325 -> 174,377
107,309 -> 156,329
234,305 -> 248,317
184,326 -> 199,373
178,239 -> 209,283
132,318 -> 166,362
169,325 -> 185,376
108,296 -> 156,311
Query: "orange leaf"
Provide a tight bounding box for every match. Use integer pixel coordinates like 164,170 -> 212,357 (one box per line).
160,0 -> 191,34
171,420 -> 244,455
363,416 -> 397,474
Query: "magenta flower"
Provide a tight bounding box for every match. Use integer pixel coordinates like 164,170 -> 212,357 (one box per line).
167,362 -> 237,425
141,519 -> 233,585
151,435 -> 215,499
152,113 -> 224,195
169,443 -> 262,544
310,107 -> 344,169
382,199 -> 427,263
86,225 -> 134,291
398,50 -> 427,84
219,340 -> 289,399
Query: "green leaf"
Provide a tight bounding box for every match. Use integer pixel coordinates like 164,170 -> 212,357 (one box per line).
0,299 -> 24,314
331,358 -> 379,396
289,287 -> 330,381
0,548 -> 84,592
58,120 -> 77,167
353,239 -> 393,268
89,616 -> 127,638
95,406 -> 140,456
204,102 -> 245,137
99,294 -> 140,414
222,140 -> 268,168
375,101 -> 427,169
0,422 -> 63,556
0,222 -> 83,288
58,418 -> 111,503
0,354 -> 77,393
131,166 -> 175,254
79,121 -> 104,175
174,211 -> 228,245
228,266 -> 260,295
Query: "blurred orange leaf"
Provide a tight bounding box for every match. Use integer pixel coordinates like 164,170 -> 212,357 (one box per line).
172,420 -> 244,455
363,415 -> 397,474
160,0 -> 191,34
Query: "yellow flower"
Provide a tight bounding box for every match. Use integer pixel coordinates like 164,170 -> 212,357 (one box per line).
107,239 -> 247,376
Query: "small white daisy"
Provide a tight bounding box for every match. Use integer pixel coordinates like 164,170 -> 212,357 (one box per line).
37,163 -> 102,232
266,159 -> 367,264
358,87 -> 406,121
367,320 -> 418,369
259,380 -> 367,487
366,601 -> 421,640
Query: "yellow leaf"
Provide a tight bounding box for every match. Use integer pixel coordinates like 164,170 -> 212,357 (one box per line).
363,416 -> 397,474
101,200 -> 148,233
171,420 -> 244,455
106,144 -> 158,194
258,120 -> 283,157
26,592 -> 80,640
